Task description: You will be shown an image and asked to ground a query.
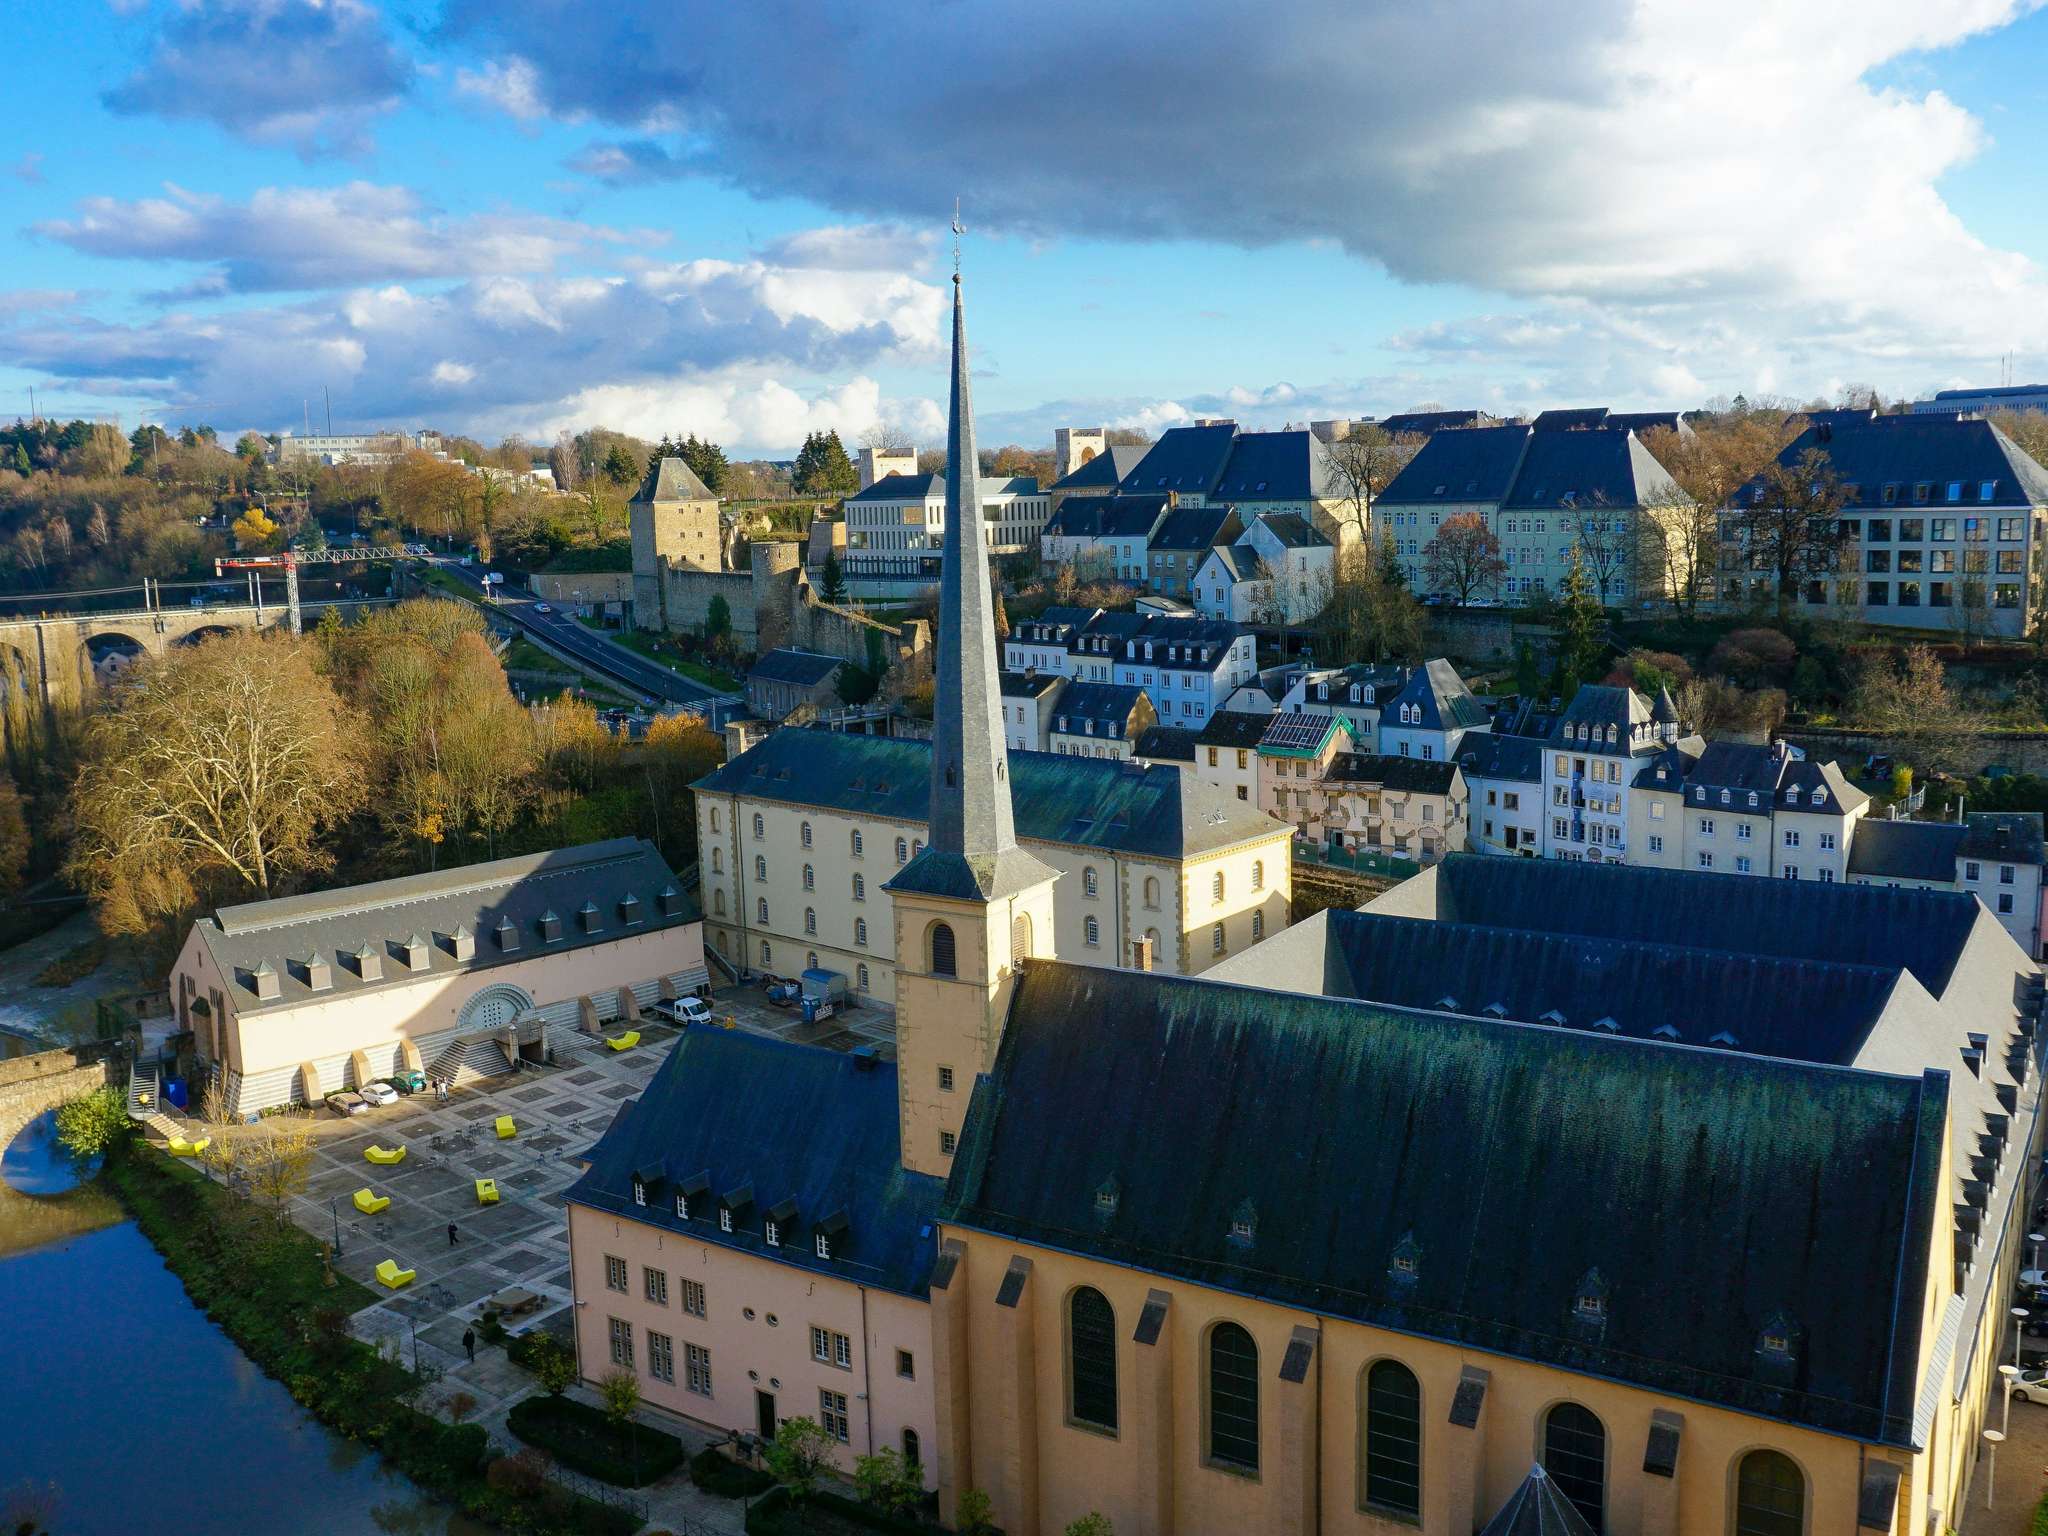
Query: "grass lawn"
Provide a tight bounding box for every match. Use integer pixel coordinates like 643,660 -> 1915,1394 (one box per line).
578,620 -> 744,691
503,635 -> 577,677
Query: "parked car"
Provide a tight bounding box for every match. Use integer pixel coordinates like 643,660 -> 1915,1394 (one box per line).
654,995 -> 714,1026
325,1091 -> 368,1117
379,1074 -> 417,1096
358,1081 -> 400,1108
390,1069 -> 426,1094
2014,1369 -> 2048,1406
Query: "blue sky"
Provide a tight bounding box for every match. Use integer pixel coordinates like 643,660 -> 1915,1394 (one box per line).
5,0 -> 2048,457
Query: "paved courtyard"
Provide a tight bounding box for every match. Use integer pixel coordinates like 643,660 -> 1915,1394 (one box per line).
1963,1396 -> 2048,1536
160,977 -> 897,1533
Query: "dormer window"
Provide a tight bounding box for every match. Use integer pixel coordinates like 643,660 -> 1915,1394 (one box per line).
1228,1198 -> 1257,1245
1095,1176 -> 1120,1216
765,1218 -> 780,1246
1747,792 -> 1758,808
1572,1268 -> 1610,1326
632,1178 -> 646,1206
815,1233 -> 832,1259
1577,1293 -> 1606,1320
1719,789 -> 1730,805
1760,1328 -> 1790,1355
719,1208 -> 733,1233
675,1193 -> 690,1219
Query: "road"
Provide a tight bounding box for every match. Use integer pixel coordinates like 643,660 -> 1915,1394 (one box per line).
433,560 -> 740,718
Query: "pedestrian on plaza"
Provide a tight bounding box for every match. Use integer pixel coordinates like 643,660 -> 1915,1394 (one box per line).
448,1222 -> 459,1247
462,1328 -> 476,1363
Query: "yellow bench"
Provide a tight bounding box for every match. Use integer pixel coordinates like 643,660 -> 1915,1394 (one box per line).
475,1178 -> 499,1205
606,1030 -> 641,1051
374,1259 -> 415,1289
167,1135 -> 210,1157
494,1115 -> 516,1139
364,1144 -> 406,1165
352,1188 -> 390,1216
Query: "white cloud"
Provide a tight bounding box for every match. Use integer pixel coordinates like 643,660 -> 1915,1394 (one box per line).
0,229 -> 947,455
455,56 -> 552,124
34,183 -> 653,294
445,0 -> 2048,396
103,0 -> 411,158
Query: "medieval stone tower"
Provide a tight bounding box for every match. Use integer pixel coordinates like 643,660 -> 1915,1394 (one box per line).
628,457 -> 722,629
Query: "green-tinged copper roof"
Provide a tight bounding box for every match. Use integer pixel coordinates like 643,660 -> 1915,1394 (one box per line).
945,961 -> 1945,1447
694,728 -> 1284,861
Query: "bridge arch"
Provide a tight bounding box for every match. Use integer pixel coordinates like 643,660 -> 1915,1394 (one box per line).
83,631 -> 150,686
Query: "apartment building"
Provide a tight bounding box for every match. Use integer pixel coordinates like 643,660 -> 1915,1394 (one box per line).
841,472 -> 1050,585
1627,740 -> 1868,880
1374,422 -> 1688,603
1721,412 -> 2048,638
998,670 -> 1064,752
1106,615 -> 1257,728
1191,512 -> 1335,623
1378,658 -> 1492,761
1188,710 -> 1270,803
1274,662 -> 1413,748
1255,712 -> 1355,838
1144,504 -> 1243,600
1848,810 -> 2047,956
1455,730 -> 1544,855
1047,682 -> 1155,761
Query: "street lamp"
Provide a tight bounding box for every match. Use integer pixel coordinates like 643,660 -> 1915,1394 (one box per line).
1985,1428 -> 2006,1509
2000,1363 -> 2019,1436
2032,1232 -> 2045,1273
2016,1307 -> 2031,1374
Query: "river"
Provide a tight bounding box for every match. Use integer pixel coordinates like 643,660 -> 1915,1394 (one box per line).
0,1110 -> 488,1535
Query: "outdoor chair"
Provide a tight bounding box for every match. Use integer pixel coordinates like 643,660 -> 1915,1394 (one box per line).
606,1031 -> 640,1052
167,1135 -> 209,1157
364,1144 -> 406,1165
475,1178 -> 499,1205
494,1115 -> 516,1139
374,1259 -> 415,1289
352,1188 -> 390,1215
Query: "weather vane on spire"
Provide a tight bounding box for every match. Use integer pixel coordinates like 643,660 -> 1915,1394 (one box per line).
952,198 -> 964,279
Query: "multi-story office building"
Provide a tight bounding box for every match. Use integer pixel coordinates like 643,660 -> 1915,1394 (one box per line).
842,472 -> 1050,587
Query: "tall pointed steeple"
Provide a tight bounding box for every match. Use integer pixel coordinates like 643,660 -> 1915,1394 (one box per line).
887,236 -> 1053,902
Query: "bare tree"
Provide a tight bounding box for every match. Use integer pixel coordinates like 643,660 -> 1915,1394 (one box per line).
1847,644 -> 1985,778
1323,426 -> 1421,542
1315,532 -> 1423,663
1726,447 -> 1852,615
1637,418 -> 1790,619
1568,497 -> 1641,606
858,423 -> 915,456
1423,513 -> 1507,606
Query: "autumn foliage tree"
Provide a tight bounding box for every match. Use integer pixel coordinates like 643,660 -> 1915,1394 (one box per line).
1423,513 -> 1507,605
67,632 -> 369,941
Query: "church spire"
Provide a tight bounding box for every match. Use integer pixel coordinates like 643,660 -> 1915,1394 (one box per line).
887,224 -> 1051,903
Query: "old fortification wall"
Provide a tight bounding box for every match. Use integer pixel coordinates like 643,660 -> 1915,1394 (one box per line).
0,1041 -> 121,1149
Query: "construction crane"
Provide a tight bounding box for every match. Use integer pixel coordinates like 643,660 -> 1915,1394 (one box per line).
214,544 -> 412,636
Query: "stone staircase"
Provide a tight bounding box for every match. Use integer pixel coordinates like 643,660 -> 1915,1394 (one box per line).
426,1034 -> 516,1089
125,1057 -> 160,1121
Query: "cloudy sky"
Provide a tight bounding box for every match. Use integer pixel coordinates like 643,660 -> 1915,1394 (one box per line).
5,0 -> 2048,456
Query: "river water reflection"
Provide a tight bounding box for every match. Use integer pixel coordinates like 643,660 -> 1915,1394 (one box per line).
0,1110 -> 487,1535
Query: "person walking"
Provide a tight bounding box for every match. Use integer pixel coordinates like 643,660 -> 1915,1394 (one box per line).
462,1328 -> 476,1364
447,1222 -> 459,1247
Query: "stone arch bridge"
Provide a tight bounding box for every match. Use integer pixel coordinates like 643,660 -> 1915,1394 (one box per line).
0,600 -> 376,710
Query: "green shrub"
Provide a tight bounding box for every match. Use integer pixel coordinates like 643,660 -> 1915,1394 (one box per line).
690,1445 -> 777,1498
506,1392 -> 687,1487
745,1486 -> 944,1535
55,1086 -> 132,1158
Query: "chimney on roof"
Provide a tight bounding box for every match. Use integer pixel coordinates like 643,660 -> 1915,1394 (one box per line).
448,925 -> 475,962
351,941 -> 382,982
578,900 -> 602,934
657,886 -> 684,918
250,959 -> 280,1001
494,915 -> 519,952
402,933 -> 430,971
295,953 -> 332,991
538,909 -> 563,943
619,892 -> 642,925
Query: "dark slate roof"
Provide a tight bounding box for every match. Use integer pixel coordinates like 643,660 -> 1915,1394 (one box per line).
1430,853 -> 1982,996
567,1026 -> 942,1298
1736,415 -> 2048,509
1050,681 -> 1149,733
1009,606 -> 1099,645
1068,611 -> 1149,659
1608,411 -> 1686,436
1196,710 -> 1276,749
1932,385 -> 2048,403
1200,545 -> 1261,581
694,728 -> 1281,860
1500,427 -> 1683,511
1249,511 -> 1329,548
1532,407 -> 1612,431
1326,752 -> 1461,794
1049,443 -> 1149,493
197,839 -> 695,1016
1848,819 -> 1969,883
946,961 -> 1944,1446
1390,658 -> 1490,732
1041,495 -> 1114,539
635,456 -> 716,503
1480,1466 -> 1597,1536
1378,409 -> 1489,435
1455,731 -> 1544,784
998,670 -> 1063,700
1148,503 -> 1242,552
1096,494 -> 1174,540
1119,613 -> 1248,666
1961,811 -> 2047,865
1555,684 -> 1657,757
1121,423 -> 1239,495
1132,725 -> 1199,763
1208,430 -> 1341,502
1781,757 -> 1868,816
1380,424 -> 1533,505
1685,740 -> 1788,797
749,648 -> 844,687
844,472 -> 940,504
1631,739 -> 1704,790
1316,909 -> 1906,1062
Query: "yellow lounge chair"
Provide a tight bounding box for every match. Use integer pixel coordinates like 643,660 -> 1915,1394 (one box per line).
494,1115 -> 516,1139
475,1178 -> 499,1205
167,1135 -> 209,1157
374,1259 -> 415,1289
364,1144 -> 406,1165
352,1188 -> 390,1216
606,1030 -> 640,1052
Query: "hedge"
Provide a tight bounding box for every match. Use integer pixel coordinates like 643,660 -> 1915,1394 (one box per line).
690,1445 -> 777,1498
103,1143 -> 636,1536
744,1485 -> 946,1536
507,1392 -> 688,1487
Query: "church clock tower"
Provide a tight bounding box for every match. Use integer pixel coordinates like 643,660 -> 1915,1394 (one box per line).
884,236 -> 1058,1180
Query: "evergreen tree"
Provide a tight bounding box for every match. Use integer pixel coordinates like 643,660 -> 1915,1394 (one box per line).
820,550 -> 847,604
1513,638 -> 1542,699
9,445 -> 29,476
678,433 -> 729,494
601,443 -> 641,487
1555,549 -> 1604,686
793,430 -> 857,497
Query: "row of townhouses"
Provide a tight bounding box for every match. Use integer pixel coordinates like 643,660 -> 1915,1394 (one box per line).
1001,605 -> 1257,728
